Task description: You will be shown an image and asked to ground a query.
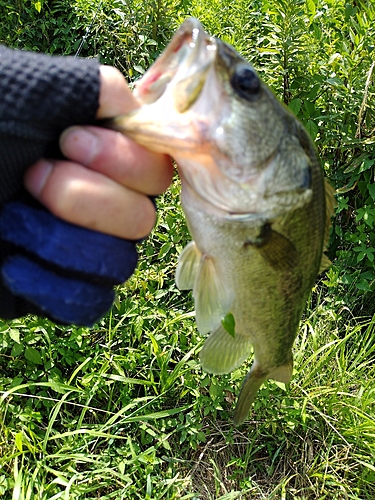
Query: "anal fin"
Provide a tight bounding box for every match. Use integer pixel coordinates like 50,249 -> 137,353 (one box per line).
269,359 -> 293,383
199,323 -> 252,374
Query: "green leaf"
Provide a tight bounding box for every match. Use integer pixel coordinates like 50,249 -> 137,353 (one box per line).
304,100 -> 315,117
368,184 -> 375,200
359,158 -> 374,173
356,280 -> 372,291
209,382 -> 220,399
221,312 -> 235,338
25,347 -> 43,365
306,0 -> 316,20
34,1 -> 42,13
9,329 -> 20,344
312,23 -> 322,40
305,120 -> 319,140
123,405 -> 192,422
274,381 -> 287,391
288,98 -> 302,115
15,432 -> 23,452
360,270 -> 375,280
158,242 -> 171,258
326,77 -> 344,87
11,343 -> 24,357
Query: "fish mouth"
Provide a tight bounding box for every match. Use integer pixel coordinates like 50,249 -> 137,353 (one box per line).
134,18 -> 217,111
107,18 -> 219,152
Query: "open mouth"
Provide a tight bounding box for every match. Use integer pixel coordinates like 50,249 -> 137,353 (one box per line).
134,18 -> 217,111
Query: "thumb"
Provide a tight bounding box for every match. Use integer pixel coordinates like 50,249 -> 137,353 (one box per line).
96,66 -> 140,119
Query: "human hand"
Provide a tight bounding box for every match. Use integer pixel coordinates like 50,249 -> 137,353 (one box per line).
25,66 -> 173,240
0,58 -> 173,325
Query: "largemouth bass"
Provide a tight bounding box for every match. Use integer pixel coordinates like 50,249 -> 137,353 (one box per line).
108,18 -> 335,425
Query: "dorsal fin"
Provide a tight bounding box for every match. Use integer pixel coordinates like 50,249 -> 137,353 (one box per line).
324,179 -> 337,246
319,179 -> 337,272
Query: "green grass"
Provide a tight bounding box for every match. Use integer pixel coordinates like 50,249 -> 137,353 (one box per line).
0,177 -> 374,499
1,1 -> 375,496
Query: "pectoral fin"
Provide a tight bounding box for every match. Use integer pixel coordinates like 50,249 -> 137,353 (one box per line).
175,241 -> 201,290
199,323 -> 252,374
251,224 -> 299,272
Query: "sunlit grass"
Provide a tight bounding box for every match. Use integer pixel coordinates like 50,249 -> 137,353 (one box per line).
0,177 -> 374,499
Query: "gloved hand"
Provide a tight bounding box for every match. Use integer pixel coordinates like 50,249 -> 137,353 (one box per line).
0,198 -> 138,325
0,46 -> 140,326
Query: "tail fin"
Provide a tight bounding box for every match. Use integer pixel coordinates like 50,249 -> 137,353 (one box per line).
233,358 -> 293,426
233,363 -> 268,426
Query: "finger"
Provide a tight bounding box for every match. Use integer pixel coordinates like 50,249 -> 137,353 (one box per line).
96,65 -> 140,118
24,159 -> 156,240
59,126 -> 174,195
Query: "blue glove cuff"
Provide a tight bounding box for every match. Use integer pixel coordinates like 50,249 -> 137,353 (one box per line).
2,255 -> 114,326
0,201 -> 138,283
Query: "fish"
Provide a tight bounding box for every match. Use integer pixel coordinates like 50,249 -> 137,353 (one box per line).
106,18 -> 335,425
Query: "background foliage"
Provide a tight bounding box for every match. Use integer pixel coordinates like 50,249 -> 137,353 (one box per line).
0,0 -> 375,498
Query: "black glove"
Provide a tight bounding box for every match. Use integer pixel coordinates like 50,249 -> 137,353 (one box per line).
0,46 -> 138,326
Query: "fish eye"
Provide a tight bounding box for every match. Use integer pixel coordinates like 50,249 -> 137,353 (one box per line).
231,65 -> 261,101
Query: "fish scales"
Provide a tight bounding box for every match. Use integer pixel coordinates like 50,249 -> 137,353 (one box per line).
106,18 -> 334,425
